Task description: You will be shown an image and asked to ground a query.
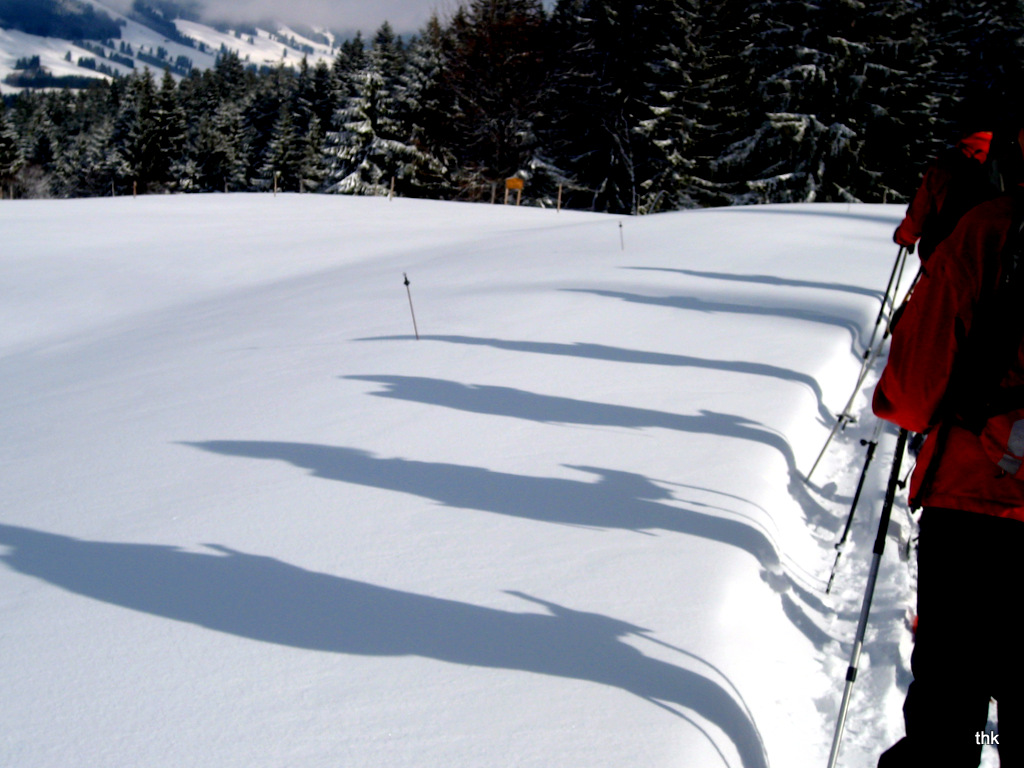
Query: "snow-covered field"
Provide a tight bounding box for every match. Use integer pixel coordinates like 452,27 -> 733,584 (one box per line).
0,194 -> 947,767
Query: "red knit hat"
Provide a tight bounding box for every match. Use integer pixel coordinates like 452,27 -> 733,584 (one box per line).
958,131 -> 994,163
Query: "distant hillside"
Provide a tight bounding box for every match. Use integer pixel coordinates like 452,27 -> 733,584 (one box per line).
0,0 -> 340,94
0,0 -> 122,41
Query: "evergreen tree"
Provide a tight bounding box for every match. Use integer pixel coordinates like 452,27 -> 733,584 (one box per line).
441,0 -> 551,199
19,92 -> 64,196
151,69 -> 188,190
247,64 -> 298,186
212,50 -> 251,102
181,51 -> 256,192
109,69 -> 160,193
702,0 -> 874,203
394,16 -> 457,197
309,60 -> 340,130
0,2 -> 1009,208
52,117 -> 115,197
630,0 -> 708,211
546,0 -> 669,213
325,22 -> 440,196
194,100 -> 250,191
257,104 -> 305,191
856,0 -> 935,202
332,33 -> 368,102
922,0 -> 1024,140
298,113 -> 328,192
0,102 -> 24,196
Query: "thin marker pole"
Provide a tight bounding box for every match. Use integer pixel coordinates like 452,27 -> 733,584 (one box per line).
403,273 -> 420,340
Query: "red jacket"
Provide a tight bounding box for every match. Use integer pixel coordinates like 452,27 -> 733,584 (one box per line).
873,194 -> 1024,520
893,161 -> 954,248
893,132 -> 993,257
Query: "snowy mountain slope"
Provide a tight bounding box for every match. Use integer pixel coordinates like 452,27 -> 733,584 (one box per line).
0,194 -> 943,767
0,0 -> 337,94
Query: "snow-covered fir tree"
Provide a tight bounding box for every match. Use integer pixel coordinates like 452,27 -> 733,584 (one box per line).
706,0 -> 878,204
631,0 -> 710,211
441,0 -> 552,200
298,113 -> 328,192
2,0 -> 1015,207
193,99 -> 250,192
51,117 -> 116,197
105,68 -> 187,193
853,0 -> 936,202
324,23 -> 442,196
393,16 -> 457,198
0,102 -> 25,196
546,0 -> 663,214
257,105 -> 305,192
247,65 -> 299,187
921,0 -> 1024,141
151,70 -> 188,190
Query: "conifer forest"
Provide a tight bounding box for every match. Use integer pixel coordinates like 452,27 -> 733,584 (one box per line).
1,0 -> 1023,213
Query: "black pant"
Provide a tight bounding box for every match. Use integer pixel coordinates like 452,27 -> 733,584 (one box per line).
879,508 -> 1024,767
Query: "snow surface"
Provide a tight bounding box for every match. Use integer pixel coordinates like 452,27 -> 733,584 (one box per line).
0,194 -> 984,767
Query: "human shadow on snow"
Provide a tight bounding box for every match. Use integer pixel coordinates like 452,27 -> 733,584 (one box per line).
694,205 -> 901,228
623,267 -> 883,301
562,289 -> 863,348
186,440 -> 781,568
0,523 -> 769,768
187,439 -> 845,654
357,335 -> 832,424
342,375 -> 837,534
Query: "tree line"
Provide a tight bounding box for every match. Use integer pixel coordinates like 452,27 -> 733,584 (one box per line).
1,0 -> 1022,213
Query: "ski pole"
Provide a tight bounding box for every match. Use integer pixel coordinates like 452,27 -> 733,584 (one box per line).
882,266 -> 922,342
403,272 -> 420,340
825,419 -> 884,594
862,247 -> 908,358
807,251 -> 913,482
826,427 -> 909,768
845,258 -> 918,416
806,337 -> 885,482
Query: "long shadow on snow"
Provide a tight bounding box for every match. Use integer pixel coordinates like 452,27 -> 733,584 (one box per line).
563,289 -> 863,348
357,335 -> 832,424
343,374 -> 837,534
187,440 -> 781,568
696,205 -> 901,228
0,523 -> 769,768
187,439 -> 840,654
623,267 -> 883,301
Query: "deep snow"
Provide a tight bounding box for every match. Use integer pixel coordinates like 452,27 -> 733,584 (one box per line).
0,193 -> 974,767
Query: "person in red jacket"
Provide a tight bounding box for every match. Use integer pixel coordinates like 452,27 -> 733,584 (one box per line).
893,130 -> 995,261
874,123 -> 1024,767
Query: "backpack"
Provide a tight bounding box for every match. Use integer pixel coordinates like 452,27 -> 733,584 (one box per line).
913,194 -> 1024,504
953,196 -> 1024,477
